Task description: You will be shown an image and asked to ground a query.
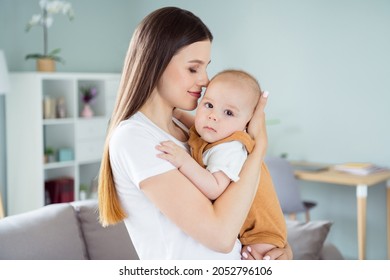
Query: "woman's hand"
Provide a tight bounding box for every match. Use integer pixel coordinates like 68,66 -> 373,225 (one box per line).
241,243 -> 276,260
241,242 -> 293,260
247,91 -> 269,157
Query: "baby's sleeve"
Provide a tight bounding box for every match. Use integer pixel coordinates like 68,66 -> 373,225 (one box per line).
203,141 -> 247,182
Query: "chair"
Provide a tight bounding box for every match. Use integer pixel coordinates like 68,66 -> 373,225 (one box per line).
264,155 -> 317,222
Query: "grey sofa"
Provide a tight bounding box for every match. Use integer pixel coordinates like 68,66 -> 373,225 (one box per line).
0,199 -> 343,260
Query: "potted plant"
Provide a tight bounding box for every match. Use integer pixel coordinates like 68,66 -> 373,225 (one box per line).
44,146 -> 55,163
25,0 -> 74,72
79,184 -> 89,200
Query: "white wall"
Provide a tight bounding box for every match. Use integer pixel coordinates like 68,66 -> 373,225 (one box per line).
139,0 -> 390,260
1,0 -> 389,259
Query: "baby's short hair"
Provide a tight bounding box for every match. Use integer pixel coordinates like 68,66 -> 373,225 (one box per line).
211,69 -> 262,98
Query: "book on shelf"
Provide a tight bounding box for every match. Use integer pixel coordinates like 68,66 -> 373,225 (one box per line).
333,162 -> 389,176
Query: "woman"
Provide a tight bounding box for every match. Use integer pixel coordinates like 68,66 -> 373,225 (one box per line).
98,6 -> 292,260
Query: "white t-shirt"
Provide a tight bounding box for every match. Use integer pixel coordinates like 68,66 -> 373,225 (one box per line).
109,112 -> 242,260
203,141 -> 248,182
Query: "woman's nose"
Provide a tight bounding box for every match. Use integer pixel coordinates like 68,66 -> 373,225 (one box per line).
198,71 -> 209,87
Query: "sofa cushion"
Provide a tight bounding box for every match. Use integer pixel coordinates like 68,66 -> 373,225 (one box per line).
319,243 -> 344,260
0,203 -> 88,259
286,220 -> 333,260
72,200 -> 139,260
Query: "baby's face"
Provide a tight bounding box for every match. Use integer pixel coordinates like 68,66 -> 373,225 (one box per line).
195,76 -> 258,143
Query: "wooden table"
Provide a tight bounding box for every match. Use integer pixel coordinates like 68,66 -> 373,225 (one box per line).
292,162 -> 390,260
0,190 -> 4,219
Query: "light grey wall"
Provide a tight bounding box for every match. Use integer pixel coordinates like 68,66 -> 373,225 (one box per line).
1,0 -> 389,259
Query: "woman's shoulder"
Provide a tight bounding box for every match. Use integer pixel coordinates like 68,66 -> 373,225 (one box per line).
113,112 -> 157,135
110,113 -> 160,146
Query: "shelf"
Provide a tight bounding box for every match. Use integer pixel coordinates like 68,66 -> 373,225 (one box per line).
43,118 -> 74,125
6,72 -> 120,215
44,161 -> 76,170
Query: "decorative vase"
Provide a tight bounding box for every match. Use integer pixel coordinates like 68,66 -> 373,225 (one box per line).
36,58 -> 56,72
80,190 -> 88,200
81,103 -> 94,118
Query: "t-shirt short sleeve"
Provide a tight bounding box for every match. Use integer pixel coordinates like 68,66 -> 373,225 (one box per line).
202,141 -> 247,182
109,119 -> 185,188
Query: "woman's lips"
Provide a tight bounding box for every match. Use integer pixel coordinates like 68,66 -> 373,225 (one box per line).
188,91 -> 201,99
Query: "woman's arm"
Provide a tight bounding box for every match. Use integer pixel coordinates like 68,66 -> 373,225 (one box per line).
140,159 -> 260,253
141,94 -> 268,253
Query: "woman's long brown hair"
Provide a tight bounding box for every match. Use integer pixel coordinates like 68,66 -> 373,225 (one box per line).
98,7 -> 213,226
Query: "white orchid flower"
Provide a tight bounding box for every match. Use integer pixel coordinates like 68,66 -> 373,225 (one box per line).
44,17 -> 53,28
46,1 -> 63,14
39,0 -> 48,10
25,0 -> 74,60
29,14 -> 42,25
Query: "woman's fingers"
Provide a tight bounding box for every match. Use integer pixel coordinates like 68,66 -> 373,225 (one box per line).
255,91 -> 268,113
247,91 -> 269,138
241,246 -> 255,260
264,243 -> 293,260
247,91 -> 269,156
241,245 -> 266,260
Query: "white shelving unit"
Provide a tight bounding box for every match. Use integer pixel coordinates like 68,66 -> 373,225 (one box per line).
6,72 -> 120,215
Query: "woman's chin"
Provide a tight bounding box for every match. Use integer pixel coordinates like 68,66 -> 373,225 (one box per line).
180,103 -> 197,111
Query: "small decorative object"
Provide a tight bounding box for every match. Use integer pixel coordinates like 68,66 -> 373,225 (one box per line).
56,96 -> 66,118
45,177 -> 74,204
81,103 -> 94,118
79,184 -> 89,200
25,0 -> 75,72
80,86 -> 97,118
44,146 -> 56,163
90,176 -> 99,199
58,147 -> 73,161
43,96 -> 56,119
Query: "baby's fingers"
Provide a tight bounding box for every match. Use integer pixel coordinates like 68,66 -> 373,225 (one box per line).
156,141 -> 174,153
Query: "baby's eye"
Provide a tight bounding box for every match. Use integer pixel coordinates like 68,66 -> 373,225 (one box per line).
204,102 -> 213,108
224,110 -> 234,116
189,68 -> 197,73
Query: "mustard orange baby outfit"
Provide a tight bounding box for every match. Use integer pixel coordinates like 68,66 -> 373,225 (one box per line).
188,126 -> 287,247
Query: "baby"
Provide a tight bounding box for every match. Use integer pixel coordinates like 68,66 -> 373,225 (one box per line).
157,69 -> 287,259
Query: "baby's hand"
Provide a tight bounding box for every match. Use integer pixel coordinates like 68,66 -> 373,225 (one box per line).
156,141 -> 192,169
241,243 -> 276,260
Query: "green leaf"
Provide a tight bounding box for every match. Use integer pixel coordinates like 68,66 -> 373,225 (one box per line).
25,54 -> 45,60
49,48 -> 61,56
25,49 -> 65,64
